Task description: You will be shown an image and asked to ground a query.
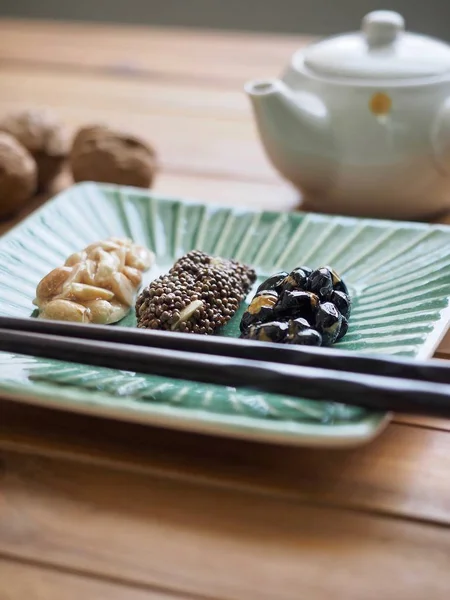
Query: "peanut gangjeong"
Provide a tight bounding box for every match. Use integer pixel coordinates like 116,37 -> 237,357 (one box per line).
34,237 -> 154,324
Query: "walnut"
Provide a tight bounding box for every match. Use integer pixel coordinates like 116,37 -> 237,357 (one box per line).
34,237 -> 155,324
0,132 -> 37,220
0,108 -> 69,191
69,125 -> 157,188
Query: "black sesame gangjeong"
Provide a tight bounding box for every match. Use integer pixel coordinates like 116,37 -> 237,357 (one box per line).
274,290 -> 319,322
255,271 -> 288,294
239,290 -> 278,333
244,320 -> 290,344
286,317 -> 322,346
240,265 -> 351,347
135,250 -> 256,334
314,302 -> 342,345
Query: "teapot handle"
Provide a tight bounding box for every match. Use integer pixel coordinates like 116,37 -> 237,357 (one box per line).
431,98 -> 450,175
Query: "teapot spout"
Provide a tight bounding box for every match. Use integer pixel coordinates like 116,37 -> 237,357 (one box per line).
245,79 -> 334,189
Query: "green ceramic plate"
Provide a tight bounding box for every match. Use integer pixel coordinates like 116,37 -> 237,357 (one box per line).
1,182 -> 450,447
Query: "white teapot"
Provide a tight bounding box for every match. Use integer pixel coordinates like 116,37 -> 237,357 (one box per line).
245,11 -> 450,220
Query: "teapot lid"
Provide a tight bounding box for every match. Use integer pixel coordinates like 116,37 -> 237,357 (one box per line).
303,11 -> 450,80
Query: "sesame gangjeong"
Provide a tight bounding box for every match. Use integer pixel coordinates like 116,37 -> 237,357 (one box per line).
135,250 -> 256,334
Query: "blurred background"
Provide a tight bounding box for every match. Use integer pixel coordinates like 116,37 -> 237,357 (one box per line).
1,0 -> 450,39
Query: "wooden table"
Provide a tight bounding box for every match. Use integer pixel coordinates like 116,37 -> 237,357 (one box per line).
0,19 -> 450,599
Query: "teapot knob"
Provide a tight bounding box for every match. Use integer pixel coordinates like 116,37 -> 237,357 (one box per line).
362,11 -> 405,47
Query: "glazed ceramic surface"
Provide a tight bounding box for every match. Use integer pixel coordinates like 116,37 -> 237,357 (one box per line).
246,11 -> 450,220
1,182 -> 450,447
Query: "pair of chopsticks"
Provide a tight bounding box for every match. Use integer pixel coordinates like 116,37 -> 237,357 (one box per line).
0,315 -> 449,418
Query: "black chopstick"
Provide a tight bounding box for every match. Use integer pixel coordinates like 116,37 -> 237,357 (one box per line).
1,315 -> 449,384
1,322 -> 450,418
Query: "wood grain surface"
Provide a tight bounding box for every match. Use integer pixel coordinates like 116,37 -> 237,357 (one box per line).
1,18 -> 450,599
1,450 -> 450,600
0,558 -> 169,600
1,401 -> 450,525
